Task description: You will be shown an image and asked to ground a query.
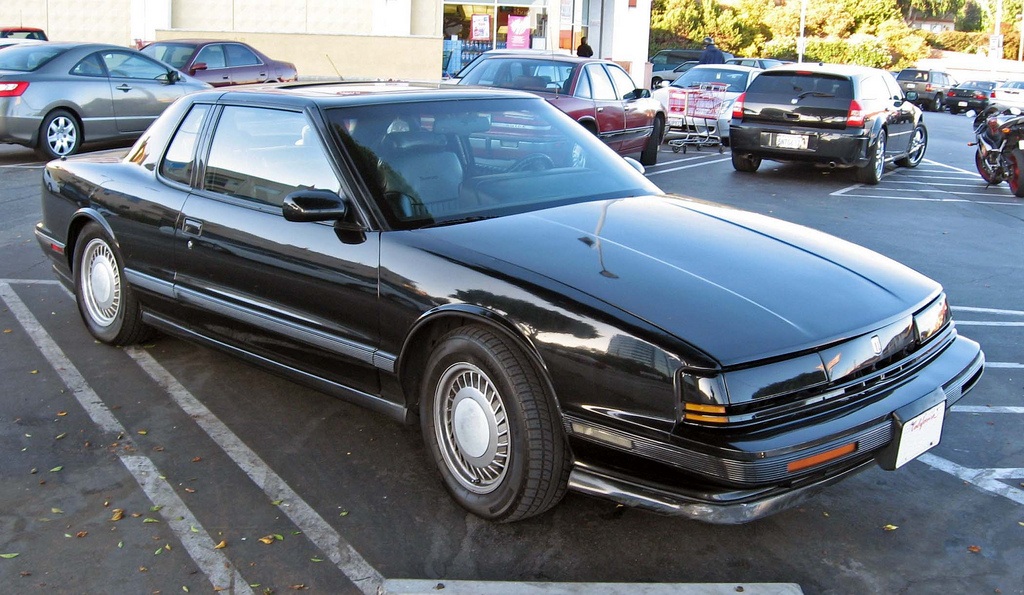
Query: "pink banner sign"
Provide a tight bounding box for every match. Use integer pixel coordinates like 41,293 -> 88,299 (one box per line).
507,15 -> 531,49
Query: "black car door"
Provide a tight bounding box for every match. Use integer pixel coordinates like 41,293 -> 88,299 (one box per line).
877,73 -> 916,154
863,74 -> 912,157
173,104 -> 383,397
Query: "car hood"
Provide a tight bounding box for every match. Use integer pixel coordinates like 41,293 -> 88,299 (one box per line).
428,195 -> 938,366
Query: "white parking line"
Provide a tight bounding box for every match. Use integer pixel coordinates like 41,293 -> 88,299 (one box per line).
956,321 -> 1024,326
955,306 -> 1024,316
918,454 -> 1024,506
0,282 -> 253,594
126,346 -> 386,595
647,157 -> 732,176
952,406 -> 1024,414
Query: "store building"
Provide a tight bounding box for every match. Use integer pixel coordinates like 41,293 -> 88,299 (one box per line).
1,0 -> 653,85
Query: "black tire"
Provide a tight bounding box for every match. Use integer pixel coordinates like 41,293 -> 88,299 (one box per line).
931,94 -> 942,112
73,223 -> 152,345
856,130 -> 886,184
896,124 -> 927,168
37,109 -> 81,159
1007,149 -> 1024,197
640,116 -> 663,166
420,325 -> 569,522
731,151 -> 761,173
975,149 -> 1000,184
949,107 -> 959,115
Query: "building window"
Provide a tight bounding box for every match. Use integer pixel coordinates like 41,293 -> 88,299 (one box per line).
442,1 -> 549,76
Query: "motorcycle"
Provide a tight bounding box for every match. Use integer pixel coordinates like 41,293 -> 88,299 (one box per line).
970,105 -> 1024,196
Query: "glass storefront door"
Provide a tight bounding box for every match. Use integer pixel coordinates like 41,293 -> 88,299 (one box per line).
442,1 -> 550,76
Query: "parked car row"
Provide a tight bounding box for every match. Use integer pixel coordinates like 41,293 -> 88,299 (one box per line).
0,37 -> 296,157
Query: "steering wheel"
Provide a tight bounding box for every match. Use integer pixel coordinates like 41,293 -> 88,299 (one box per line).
507,153 -> 555,173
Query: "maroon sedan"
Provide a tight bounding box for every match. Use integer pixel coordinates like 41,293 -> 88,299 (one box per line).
455,50 -> 666,165
141,39 -> 297,87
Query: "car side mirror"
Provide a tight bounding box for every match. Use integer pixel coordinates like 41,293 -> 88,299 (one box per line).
623,156 -> 645,174
905,91 -> 918,101
190,62 -> 208,75
658,80 -> 671,88
165,70 -> 180,84
635,88 -> 651,98
283,189 -> 349,222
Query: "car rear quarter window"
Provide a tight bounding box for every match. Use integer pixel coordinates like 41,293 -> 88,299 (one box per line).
746,72 -> 853,99
0,44 -> 63,71
586,64 -> 618,100
160,104 -> 211,186
225,44 -> 261,66
71,54 -> 107,77
203,106 -> 340,207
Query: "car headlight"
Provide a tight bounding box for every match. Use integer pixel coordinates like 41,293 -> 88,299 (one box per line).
913,293 -> 950,344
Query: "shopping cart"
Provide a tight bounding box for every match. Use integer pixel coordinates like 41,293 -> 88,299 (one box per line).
666,82 -> 728,154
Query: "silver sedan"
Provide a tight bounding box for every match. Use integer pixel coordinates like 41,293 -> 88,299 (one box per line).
0,42 -> 209,158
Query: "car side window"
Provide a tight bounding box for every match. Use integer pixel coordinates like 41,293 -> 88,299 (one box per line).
586,64 -> 617,101
605,64 -> 638,100
160,104 -> 211,186
194,45 -> 227,69
225,44 -> 261,67
203,106 -> 340,207
575,67 -> 593,99
102,51 -> 168,80
71,54 -> 106,77
860,76 -> 890,101
882,73 -> 903,99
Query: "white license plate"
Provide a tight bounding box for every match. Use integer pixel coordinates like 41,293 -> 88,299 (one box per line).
906,83 -> 916,89
1019,139 -> 1024,150
668,117 -> 682,127
894,400 -> 945,468
775,133 -> 808,150
958,101 -> 968,107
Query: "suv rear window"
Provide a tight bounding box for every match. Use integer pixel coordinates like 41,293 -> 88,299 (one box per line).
897,70 -> 928,82
745,72 -> 853,99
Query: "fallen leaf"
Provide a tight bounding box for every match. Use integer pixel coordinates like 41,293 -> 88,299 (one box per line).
191,457 -> 202,463
153,446 -> 165,452
0,553 -> 19,559
154,547 -> 163,555
57,411 -> 67,416
1018,521 -> 1024,527
76,531 -> 88,538
49,466 -> 63,473
271,500 -> 283,506
118,541 -> 123,549
190,525 -> 199,533
111,509 -> 125,521
274,534 -> 284,541
968,545 -> 982,553
19,571 -> 30,576
258,535 -> 275,545
289,586 -> 307,591
311,557 -> 323,563
214,540 -> 226,550
51,508 -> 63,514
185,487 -> 196,494
883,524 -> 899,531
55,433 -> 67,440
3,328 -> 11,333
29,469 -> 37,475
30,370 -> 38,374
150,506 -> 163,512
139,567 -> 147,572
339,511 -> 349,517
131,513 -> 142,518
137,430 -> 148,435
143,518 -> 160,524
183,587 -> 189,593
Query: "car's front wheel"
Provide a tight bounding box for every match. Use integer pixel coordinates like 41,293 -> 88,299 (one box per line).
640,116 -> 663,166
856,130 -> 886,184
420,325 -> 569,522
731,151 -> 761,173
73,223 -> 152,345
896,124 -> 927,168
37,109 -> 81,159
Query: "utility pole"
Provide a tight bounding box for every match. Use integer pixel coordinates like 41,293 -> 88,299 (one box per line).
798,0 -> 807,63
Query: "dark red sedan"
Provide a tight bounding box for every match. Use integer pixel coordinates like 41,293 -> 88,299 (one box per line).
141,39 -> 297,87
454,50 -> 666,165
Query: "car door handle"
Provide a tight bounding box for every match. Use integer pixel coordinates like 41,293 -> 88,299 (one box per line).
182,218 -> 203,237
597,107 -> 604,112
115,84 -> 132,92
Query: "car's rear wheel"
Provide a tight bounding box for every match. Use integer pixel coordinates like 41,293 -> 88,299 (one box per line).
420,325 -> 569,522
975,149 -> 1000,184
856,130 -> 886,184
731,151 -> 761,173
640,116 -> 663,166
896,125 -> 927,168
1007,149 -> 1024,197
37,109 -> 81,159
930,94 -> 942,112
73,223 -> 152,345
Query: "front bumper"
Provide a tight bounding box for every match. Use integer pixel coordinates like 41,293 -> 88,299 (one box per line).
729,122 -> 870,167
564,334 -> 984,523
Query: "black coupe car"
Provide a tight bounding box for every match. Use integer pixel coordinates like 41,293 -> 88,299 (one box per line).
36,82 -> 983,523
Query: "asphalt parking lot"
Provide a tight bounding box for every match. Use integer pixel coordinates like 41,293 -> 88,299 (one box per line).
1,111 -> 1021,594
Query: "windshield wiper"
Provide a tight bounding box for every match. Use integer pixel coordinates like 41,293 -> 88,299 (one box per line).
421,215 -> 495,228
793,91 -> 835,101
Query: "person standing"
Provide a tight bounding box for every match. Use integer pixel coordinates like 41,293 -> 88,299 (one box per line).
698,36 -> 725,64
577,36 -> 594,58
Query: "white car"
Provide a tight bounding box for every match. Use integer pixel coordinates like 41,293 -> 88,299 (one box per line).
989,80 -> 1024,111
652,64 -> 759,145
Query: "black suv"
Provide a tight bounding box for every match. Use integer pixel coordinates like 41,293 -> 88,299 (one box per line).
729,63 -> 928,184
896,68 -> 956,111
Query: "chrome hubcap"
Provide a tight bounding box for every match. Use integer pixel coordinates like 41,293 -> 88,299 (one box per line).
909,129 -> 925,162
47,116 -> 77,156
434,362 -> 509,493
81,238 -> 120,327
873,135 -> 886,178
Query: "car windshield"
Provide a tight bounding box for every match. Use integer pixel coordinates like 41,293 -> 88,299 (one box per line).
0,44 -> 64,71
670,68 -> 750,93
745,72 -> 854,99
457,58 -> 577,92
141,43 -> 197,69
326,97 -> 658,230
897,70 -> 928,82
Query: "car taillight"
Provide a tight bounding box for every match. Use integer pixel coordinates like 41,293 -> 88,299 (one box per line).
846,99 -> 865,127
0,81 -> 28,97
732,92 -> 745,119
925,83 -> 934,92
947,90 -> 955,97
975,91 -> 985,100
991,90 -> 997,99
